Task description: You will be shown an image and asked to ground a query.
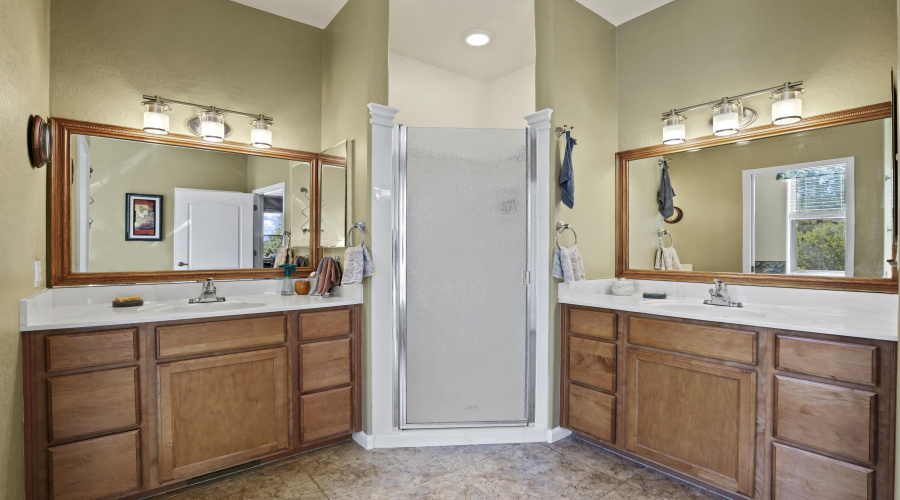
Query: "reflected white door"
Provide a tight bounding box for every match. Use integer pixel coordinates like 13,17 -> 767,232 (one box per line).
173,188 -> 254,270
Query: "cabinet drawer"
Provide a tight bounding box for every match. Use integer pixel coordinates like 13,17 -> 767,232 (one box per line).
567,384 -> 615,443
777,335 -> 877,386
301,339 -> 352,392
774,376 -> 875,463
772,443 -> 873,500
628,316 -> 757,364
299,309 -> 352,340
301,386 -> 353,443
48,367 -> 140,442
49,430 -> 142,500
157,315 -> 285,358
46,329 -> 138,372
569,337 -> 616,392
568,308 -> 616,340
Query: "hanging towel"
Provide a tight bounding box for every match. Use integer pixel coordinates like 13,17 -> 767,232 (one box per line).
654,246 -> 683,271
657,160 -> 676,219
314,257 -> 343,296
294,255 -> 310,268
559,131 -> 577,209
342,245 -> 374,284
552,245 -> 586,283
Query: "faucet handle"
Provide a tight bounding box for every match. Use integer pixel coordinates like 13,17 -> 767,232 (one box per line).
713,279 -> 726,292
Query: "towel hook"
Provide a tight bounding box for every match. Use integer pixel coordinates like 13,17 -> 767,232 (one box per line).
347,220 -> 366,247
555,125 -> 574,139
658,156 -> 672,167
657,228 -> 674,248
556,221 -> 578,248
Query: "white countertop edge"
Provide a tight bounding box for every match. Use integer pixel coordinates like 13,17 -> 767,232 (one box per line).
559,296 -> 897,342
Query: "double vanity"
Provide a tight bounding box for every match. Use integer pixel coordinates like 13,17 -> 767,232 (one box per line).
559,279 -> 897,500
20,281 -> 362,500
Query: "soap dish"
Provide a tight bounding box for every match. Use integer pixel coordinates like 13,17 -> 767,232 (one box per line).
642,292 -> 667,299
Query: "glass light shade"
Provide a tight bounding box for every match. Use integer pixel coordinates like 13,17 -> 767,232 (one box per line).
711,101 -> 742,136
250,120 -> 273,148
661,114 -> 686,145
772,89 -> 803,125
142,102 -> 170,135
199,111 -> 225,142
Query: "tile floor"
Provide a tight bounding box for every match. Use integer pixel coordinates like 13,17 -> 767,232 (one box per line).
152,437 -> 723,500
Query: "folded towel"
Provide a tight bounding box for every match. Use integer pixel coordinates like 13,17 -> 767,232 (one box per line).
560,131 -> 577,209
654,246 -> 683,271
553,245 -> 586,283
657,159 -> 676,219
342,245 -> 374,284
315,257 -> 343,295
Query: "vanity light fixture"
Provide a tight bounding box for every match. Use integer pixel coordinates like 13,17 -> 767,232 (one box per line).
658,81 -> 802,144
140,95 -> 274,146
463,29 -> 492,47
250,117 -> 273,148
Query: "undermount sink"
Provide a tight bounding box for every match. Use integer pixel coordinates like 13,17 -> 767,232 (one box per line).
153,301 -> 268,315
645,302 -> 768,319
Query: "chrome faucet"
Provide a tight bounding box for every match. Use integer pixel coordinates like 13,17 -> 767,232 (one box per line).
703,279 -> 742,307
189,278 -> 226,304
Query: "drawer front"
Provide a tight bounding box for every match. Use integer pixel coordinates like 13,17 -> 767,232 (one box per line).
568,308 -> 616,341
46,329 -> 138,372
775,376 -> 875,463
301,339 -> 352,393
777,335 -> 877,386
772,443 -> 873,500
567,384 -> 615,443
48,367 -> 140,442
301,386 -> 353,443
49,430 -> 142,500
628,316 -> 757,364
299,309 -> 352,340
568,337 -> 616,393
157,315 -> 286,358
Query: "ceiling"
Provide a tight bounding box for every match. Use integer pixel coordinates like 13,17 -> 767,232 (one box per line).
575,0 -> 675,26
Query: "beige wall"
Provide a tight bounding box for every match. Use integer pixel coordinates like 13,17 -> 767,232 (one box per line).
50,0 -> 323,152
535,0 -> 617,426
0,0 -> 50,497
321,0 -> 390,433
617,0 -> 897,152
389,53 -> 535,129
627,119 -> 889,277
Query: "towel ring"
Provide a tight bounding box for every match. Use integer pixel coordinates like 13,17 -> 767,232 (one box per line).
347,220 -> 366,247
556,221 -> 578,248
657,228 -> 674,248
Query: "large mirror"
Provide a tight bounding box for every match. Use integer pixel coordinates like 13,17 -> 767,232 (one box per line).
617,103 -> 897,292
51,118 -> 343,285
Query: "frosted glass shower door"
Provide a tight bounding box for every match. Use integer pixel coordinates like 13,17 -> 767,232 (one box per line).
400,127 -> 531,428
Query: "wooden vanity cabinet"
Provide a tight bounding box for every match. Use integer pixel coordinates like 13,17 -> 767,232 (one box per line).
23,305 -> 361,500
560,304 -> 897,500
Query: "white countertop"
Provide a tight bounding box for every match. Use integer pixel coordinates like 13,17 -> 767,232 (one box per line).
21,280 -> 363,332
559,279 -> 898,342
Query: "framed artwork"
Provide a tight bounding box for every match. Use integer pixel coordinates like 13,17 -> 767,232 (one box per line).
126,193 -> 163,241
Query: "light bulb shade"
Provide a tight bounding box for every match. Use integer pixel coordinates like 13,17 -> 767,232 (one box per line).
142,101 -> 170,134
711,100 -> 742,136
771,88 -> 803,125
250,120 -> 273,148
199,111 -> 225,142
661,113 -> 686,145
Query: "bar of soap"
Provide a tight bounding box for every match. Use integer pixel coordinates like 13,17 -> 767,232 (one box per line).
642,292 -> 667,299
112,296 -> 143,307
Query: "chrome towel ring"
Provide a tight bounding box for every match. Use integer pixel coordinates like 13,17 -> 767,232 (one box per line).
347,220 -> 366,247
658,228 -> 674,248
556,221 -> 578,248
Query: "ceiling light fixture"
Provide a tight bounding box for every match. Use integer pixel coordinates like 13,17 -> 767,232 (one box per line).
140,95 -> 274,146
463,29 -> 492,47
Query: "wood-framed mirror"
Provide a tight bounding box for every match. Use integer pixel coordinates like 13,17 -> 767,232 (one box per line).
49,118 -> 335,286
616,102 -> 897,293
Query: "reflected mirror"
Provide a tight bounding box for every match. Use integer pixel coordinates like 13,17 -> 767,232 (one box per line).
619,103 -> 896,291
319,141 -> 348,249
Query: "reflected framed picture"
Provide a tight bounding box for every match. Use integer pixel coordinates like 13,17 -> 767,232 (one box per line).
125,193 -> 163,241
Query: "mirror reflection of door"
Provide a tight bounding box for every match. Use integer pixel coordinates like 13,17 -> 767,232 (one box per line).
320,163 -> 347,248
252,182 -> 285,268
173,188 -> 254,270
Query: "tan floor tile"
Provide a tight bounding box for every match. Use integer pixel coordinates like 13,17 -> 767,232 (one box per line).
601,482 -> 655,500
547,437 -> 646,481
626,467 -> 722,500
393,473 -> 496,500
169,460 -> 326,500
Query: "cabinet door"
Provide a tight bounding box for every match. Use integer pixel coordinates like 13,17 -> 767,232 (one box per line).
772,443 -> 873,500
158,348 -> 289,482
626,349 -> 756,496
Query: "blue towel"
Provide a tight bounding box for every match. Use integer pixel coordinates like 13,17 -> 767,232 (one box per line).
657,160 -> 675,219
560,131 -> 576,209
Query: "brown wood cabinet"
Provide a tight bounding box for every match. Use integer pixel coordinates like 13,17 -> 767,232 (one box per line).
23,305 -> 361,500
560,304 -> 897,500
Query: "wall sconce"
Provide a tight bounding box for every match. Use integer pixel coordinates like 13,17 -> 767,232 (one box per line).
658,81 -> 802,144
142,98 -> 171,135
250,117 -> 273,148
198,110 -> 226,142
661,111 -> 686,144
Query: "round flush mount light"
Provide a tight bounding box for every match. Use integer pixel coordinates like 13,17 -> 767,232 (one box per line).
463,29 -> 492,47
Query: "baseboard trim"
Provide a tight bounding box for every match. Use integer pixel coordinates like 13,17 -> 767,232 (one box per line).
352,431 -> 374,450
546,426 -> 572,443
367,426 -> 550,449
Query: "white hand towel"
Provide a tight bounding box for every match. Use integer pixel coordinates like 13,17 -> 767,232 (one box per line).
553,245 -> 586,283
341,245 -> 374,284
654,246 -> 683,271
